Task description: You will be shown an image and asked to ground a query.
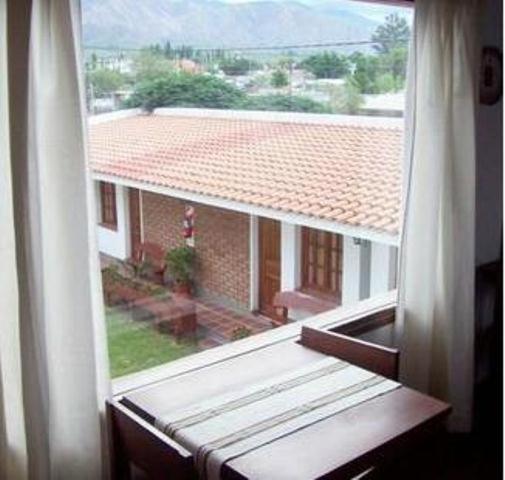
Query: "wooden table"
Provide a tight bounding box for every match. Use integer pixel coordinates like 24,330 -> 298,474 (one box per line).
108,299 -> 450,480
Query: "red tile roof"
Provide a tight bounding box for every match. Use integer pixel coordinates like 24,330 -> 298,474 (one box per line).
89,112 -> 403,235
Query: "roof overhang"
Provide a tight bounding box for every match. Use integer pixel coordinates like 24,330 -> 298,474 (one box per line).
92,172 -> 399,246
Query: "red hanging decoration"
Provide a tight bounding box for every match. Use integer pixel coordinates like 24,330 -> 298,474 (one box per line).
183,206 -> 195,239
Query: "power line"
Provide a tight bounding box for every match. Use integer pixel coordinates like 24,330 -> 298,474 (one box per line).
85,45 -> 141,52
83,38 -> 407,54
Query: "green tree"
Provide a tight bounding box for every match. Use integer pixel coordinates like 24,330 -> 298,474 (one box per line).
163,41 -> 173,59
349,50 -> 407,94
380,46 -> 408,83
330,78 -> 364,114
275,55 -> 294,70
148,43 -> 163,55
349,52 -> 380,94
173,45 -> 195,60
300,52 -> 350,79
374,73 -> 397,93
132,49 -> 173,82
87,68 -> 127,97
371,13 -> 410,54
271,69 -> 289,88
90,52 -> 98,70
124,72 -> 246,111
239,94 -> 329,113
219,57 -> 261,76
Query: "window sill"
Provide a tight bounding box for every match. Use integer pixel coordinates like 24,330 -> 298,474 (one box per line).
111,290 -> 397,397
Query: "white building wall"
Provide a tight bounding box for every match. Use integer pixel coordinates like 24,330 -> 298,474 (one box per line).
370,243 -> 398,296
96,182 -> 130,260
280,222 -> 307,320
342,237 -> 371,305
280,222 -> 301,291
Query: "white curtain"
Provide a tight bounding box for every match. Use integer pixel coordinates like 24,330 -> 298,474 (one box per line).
398,0 -> 479,431
0,0 -> 110,478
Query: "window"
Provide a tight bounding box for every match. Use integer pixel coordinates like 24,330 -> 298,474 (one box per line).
99,181 -> 117,229
302,228 -> 343,302
84,0 -> 412,379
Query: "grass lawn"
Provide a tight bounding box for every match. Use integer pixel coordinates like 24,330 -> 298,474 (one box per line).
106,308 -> 198,378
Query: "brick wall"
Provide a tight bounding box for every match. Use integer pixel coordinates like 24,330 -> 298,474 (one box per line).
142,191 -> 250,309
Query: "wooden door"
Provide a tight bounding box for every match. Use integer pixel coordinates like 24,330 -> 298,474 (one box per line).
302,227 -> 343,304
259,218 -> 281,318
129,188 -> 141,258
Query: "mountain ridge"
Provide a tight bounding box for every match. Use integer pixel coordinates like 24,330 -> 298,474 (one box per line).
81,0 -> 381,50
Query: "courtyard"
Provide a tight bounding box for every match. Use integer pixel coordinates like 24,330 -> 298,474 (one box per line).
102,255 -> 274,377
106,308 -> 197,378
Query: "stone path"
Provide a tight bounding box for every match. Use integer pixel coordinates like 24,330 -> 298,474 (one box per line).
194,297 -> 273,349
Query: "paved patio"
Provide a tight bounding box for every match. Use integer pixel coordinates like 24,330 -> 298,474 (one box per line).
194,297 -> 273,349
100,253 -> 275,351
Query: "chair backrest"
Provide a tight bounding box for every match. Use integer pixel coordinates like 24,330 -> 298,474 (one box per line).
135,242 -> 166,270
300,325 -> 399,380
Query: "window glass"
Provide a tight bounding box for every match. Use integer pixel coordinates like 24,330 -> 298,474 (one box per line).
84,0 -> 412,378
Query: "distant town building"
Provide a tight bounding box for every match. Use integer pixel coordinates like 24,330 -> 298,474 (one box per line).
173,59 -> 204,75
87,54 -> 133,74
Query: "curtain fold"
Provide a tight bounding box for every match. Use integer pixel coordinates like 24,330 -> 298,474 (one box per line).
1,0 -> 110,478
1,1 -> 30,477
398,0 -> 479,431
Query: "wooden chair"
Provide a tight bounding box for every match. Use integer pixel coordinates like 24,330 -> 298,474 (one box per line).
300,325 -> 402,480
299,325 -> 399,380
130,242 -> 167,284
150,296 -> 197,340
273,290 -> 338,323
107,400 -> 196,480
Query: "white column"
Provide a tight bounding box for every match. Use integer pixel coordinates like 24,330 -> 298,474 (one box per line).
342,236 -> 371,305
249,215 -> 259,311
138,189 -> 144,244
281,222 -> 301,291
370,243 -> 398,297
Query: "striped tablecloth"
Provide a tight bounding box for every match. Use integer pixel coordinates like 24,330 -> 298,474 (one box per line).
155,357 -> 400,480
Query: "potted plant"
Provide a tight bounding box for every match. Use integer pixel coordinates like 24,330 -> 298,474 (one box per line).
165,245 -> 196,297
231,326 -> 252,341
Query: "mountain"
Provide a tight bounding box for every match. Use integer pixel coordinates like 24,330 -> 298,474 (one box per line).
312,0 -> 413,24
81,0 -> 380,50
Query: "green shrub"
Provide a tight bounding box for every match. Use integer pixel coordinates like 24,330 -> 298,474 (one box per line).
219,57 -> 261,76
165,246 -> 196,285
124,73 -> 245,112
330,78 -> 364,114
300,52 -> 350,79
271,69 -> 289,88
239,94 -> 329,113
374,73 -> 397,93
